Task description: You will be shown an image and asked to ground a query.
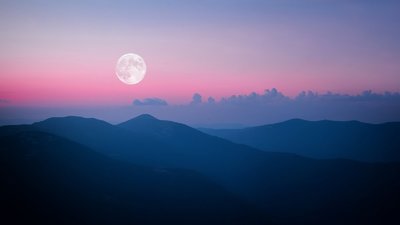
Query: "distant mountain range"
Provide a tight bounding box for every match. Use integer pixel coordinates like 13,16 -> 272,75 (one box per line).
1,115 -> 399,224
200,119 -> 400,162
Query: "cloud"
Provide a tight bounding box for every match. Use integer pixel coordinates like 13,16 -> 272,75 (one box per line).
165,89 -> 400,126
133,98 -> 168,106
207,97 -> 216,104
294,90 -> 400,102
220,88 -> 289,105
1,89 -> 399,127
191,93 -> 202,104
213,89 -> 400,106
128,89 -> 400,127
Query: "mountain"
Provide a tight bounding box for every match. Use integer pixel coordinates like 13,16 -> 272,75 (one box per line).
118,115 -> 400,224
0,130 -> 260,225
32,116 -> 180,166
200,119 -> 400,162
1,115 -> 400,224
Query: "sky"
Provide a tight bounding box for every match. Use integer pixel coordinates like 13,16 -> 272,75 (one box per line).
1,0 -> 400,125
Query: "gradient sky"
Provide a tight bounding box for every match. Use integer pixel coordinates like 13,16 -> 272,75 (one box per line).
1,0 -> 400,107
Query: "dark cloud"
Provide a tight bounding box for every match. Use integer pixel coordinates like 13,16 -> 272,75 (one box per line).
295,90 -> 400,102
220,88 -> 289,105
214,89 -> 400,105
191,93 -> 202,104
133,98 -> 168,106
207,97 -> 215,104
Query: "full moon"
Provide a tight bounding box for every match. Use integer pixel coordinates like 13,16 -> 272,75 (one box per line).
116,53 -> 146,85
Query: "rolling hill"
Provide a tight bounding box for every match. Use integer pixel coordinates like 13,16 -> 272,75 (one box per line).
200,119 -> 400,162
1,115 -> 399,224
0,130 -> 259,225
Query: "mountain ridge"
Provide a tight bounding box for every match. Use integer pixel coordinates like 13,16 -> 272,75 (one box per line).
200,118 -> 400,162
1,130 -> 259,225
1,114 -> 399,224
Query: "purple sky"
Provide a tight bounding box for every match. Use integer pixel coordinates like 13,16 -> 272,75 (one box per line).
1,0 -> 399,125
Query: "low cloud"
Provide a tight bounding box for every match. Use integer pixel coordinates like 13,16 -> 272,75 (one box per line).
133,98 -> 168,106
219,88 -> 289,105
177,89 -> 400,126
126,89 -> 400,126
294,90 -> 400,102
207,97 -> 216,104
1,89 -> 400,127
191,93 -> 202,104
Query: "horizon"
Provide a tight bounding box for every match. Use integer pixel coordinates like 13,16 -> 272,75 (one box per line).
2,109 -> 400,130
1,87 -> 400,127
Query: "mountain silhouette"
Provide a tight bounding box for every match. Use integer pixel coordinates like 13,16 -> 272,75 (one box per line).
118,113 -> 215,140
0,130 -> 261,225
1,115 -> 400,224
33,115 -> 176,164
200,119 -> 400,162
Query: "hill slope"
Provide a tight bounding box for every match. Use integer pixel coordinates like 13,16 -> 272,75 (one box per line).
0,131 -> 260,225
1,115 -> 399,224
200,119 -> 400,162
117,115 -> 400,224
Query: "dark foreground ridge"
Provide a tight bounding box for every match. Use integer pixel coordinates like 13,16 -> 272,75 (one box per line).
1,114 -> 399,225
1,131 -> 258,225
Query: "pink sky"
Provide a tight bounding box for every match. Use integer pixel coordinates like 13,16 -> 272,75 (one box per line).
1,1 -> 399,107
